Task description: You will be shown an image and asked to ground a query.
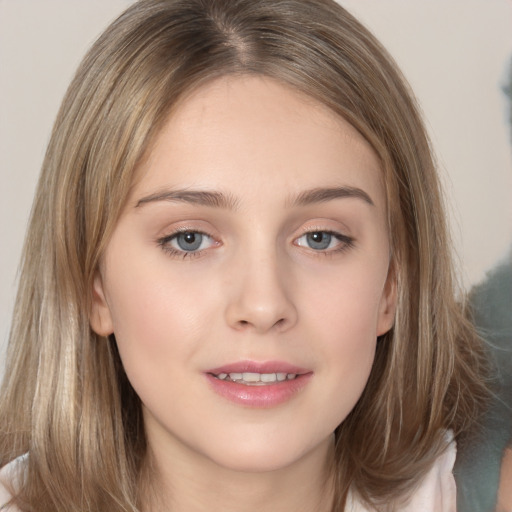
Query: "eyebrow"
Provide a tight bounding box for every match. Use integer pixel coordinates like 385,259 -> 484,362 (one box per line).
135,185 -> 374,210
289,186 -> 374,207
135,189 -> 239,210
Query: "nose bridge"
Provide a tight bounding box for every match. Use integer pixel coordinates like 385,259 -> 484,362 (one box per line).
225,240 -> 297,333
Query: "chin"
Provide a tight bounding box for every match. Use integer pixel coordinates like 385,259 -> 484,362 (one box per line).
202,431 -> 333,474
209,450 -> 304,474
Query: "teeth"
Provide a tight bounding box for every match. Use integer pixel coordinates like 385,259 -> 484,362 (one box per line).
215,372 -> 299,385
242,372 -> 260,382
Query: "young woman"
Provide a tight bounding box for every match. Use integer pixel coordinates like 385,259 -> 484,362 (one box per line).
0,1 -> 488,510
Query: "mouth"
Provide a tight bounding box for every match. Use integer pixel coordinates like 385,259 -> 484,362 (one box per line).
205,361 -> 312,407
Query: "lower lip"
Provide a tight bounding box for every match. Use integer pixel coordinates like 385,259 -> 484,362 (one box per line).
205,373 -> 313,408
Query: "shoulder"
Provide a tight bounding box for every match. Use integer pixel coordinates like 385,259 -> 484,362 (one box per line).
346,434 -> 457,512
0,455 -> 27,511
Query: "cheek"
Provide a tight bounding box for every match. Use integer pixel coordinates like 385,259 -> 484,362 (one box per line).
102,256 -> 216,381
300,261 -> 385,411
305,260 -> 387,343
103,268 -> 221,436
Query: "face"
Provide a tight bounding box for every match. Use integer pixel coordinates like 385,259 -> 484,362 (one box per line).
91,76 -> 396,474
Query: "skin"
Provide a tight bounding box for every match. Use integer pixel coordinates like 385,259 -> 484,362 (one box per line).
91,75 -> 396,512
497,447 -> 512,512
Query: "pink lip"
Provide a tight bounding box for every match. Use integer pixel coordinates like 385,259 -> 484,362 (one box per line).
205,360 -> 313,408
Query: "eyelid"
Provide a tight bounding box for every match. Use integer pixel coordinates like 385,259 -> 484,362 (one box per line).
295,229 -> 352,244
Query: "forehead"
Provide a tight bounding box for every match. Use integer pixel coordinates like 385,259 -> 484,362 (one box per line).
132,75 -> 385,210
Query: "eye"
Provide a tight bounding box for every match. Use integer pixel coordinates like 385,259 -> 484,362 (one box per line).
295,230 -> 354,252
158,230 -> 217,257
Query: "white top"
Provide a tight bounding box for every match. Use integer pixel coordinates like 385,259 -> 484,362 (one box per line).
0,453 -> 27,511
346,437 -> 457,511
0,440 -> 456,511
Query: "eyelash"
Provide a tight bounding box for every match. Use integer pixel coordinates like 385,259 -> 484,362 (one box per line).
156,228 -> 355,259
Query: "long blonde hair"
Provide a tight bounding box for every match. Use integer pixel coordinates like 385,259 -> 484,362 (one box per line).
0,1 -> 488,510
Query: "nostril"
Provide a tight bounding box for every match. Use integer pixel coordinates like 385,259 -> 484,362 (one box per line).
274,318 -> 285,328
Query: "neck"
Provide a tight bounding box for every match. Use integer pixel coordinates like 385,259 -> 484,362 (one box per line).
143,435 -> 335,512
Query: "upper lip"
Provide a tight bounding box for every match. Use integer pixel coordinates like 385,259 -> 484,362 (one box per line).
207,360 -> 311,375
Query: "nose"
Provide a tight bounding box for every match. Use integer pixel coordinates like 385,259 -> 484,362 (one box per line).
224,250 -> 298,334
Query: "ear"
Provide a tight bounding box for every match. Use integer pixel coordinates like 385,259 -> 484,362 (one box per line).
376,263 -> 397,337
90,271 -> 114,337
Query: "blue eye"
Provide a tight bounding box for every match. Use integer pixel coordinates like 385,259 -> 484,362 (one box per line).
295,230 -> 354,252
